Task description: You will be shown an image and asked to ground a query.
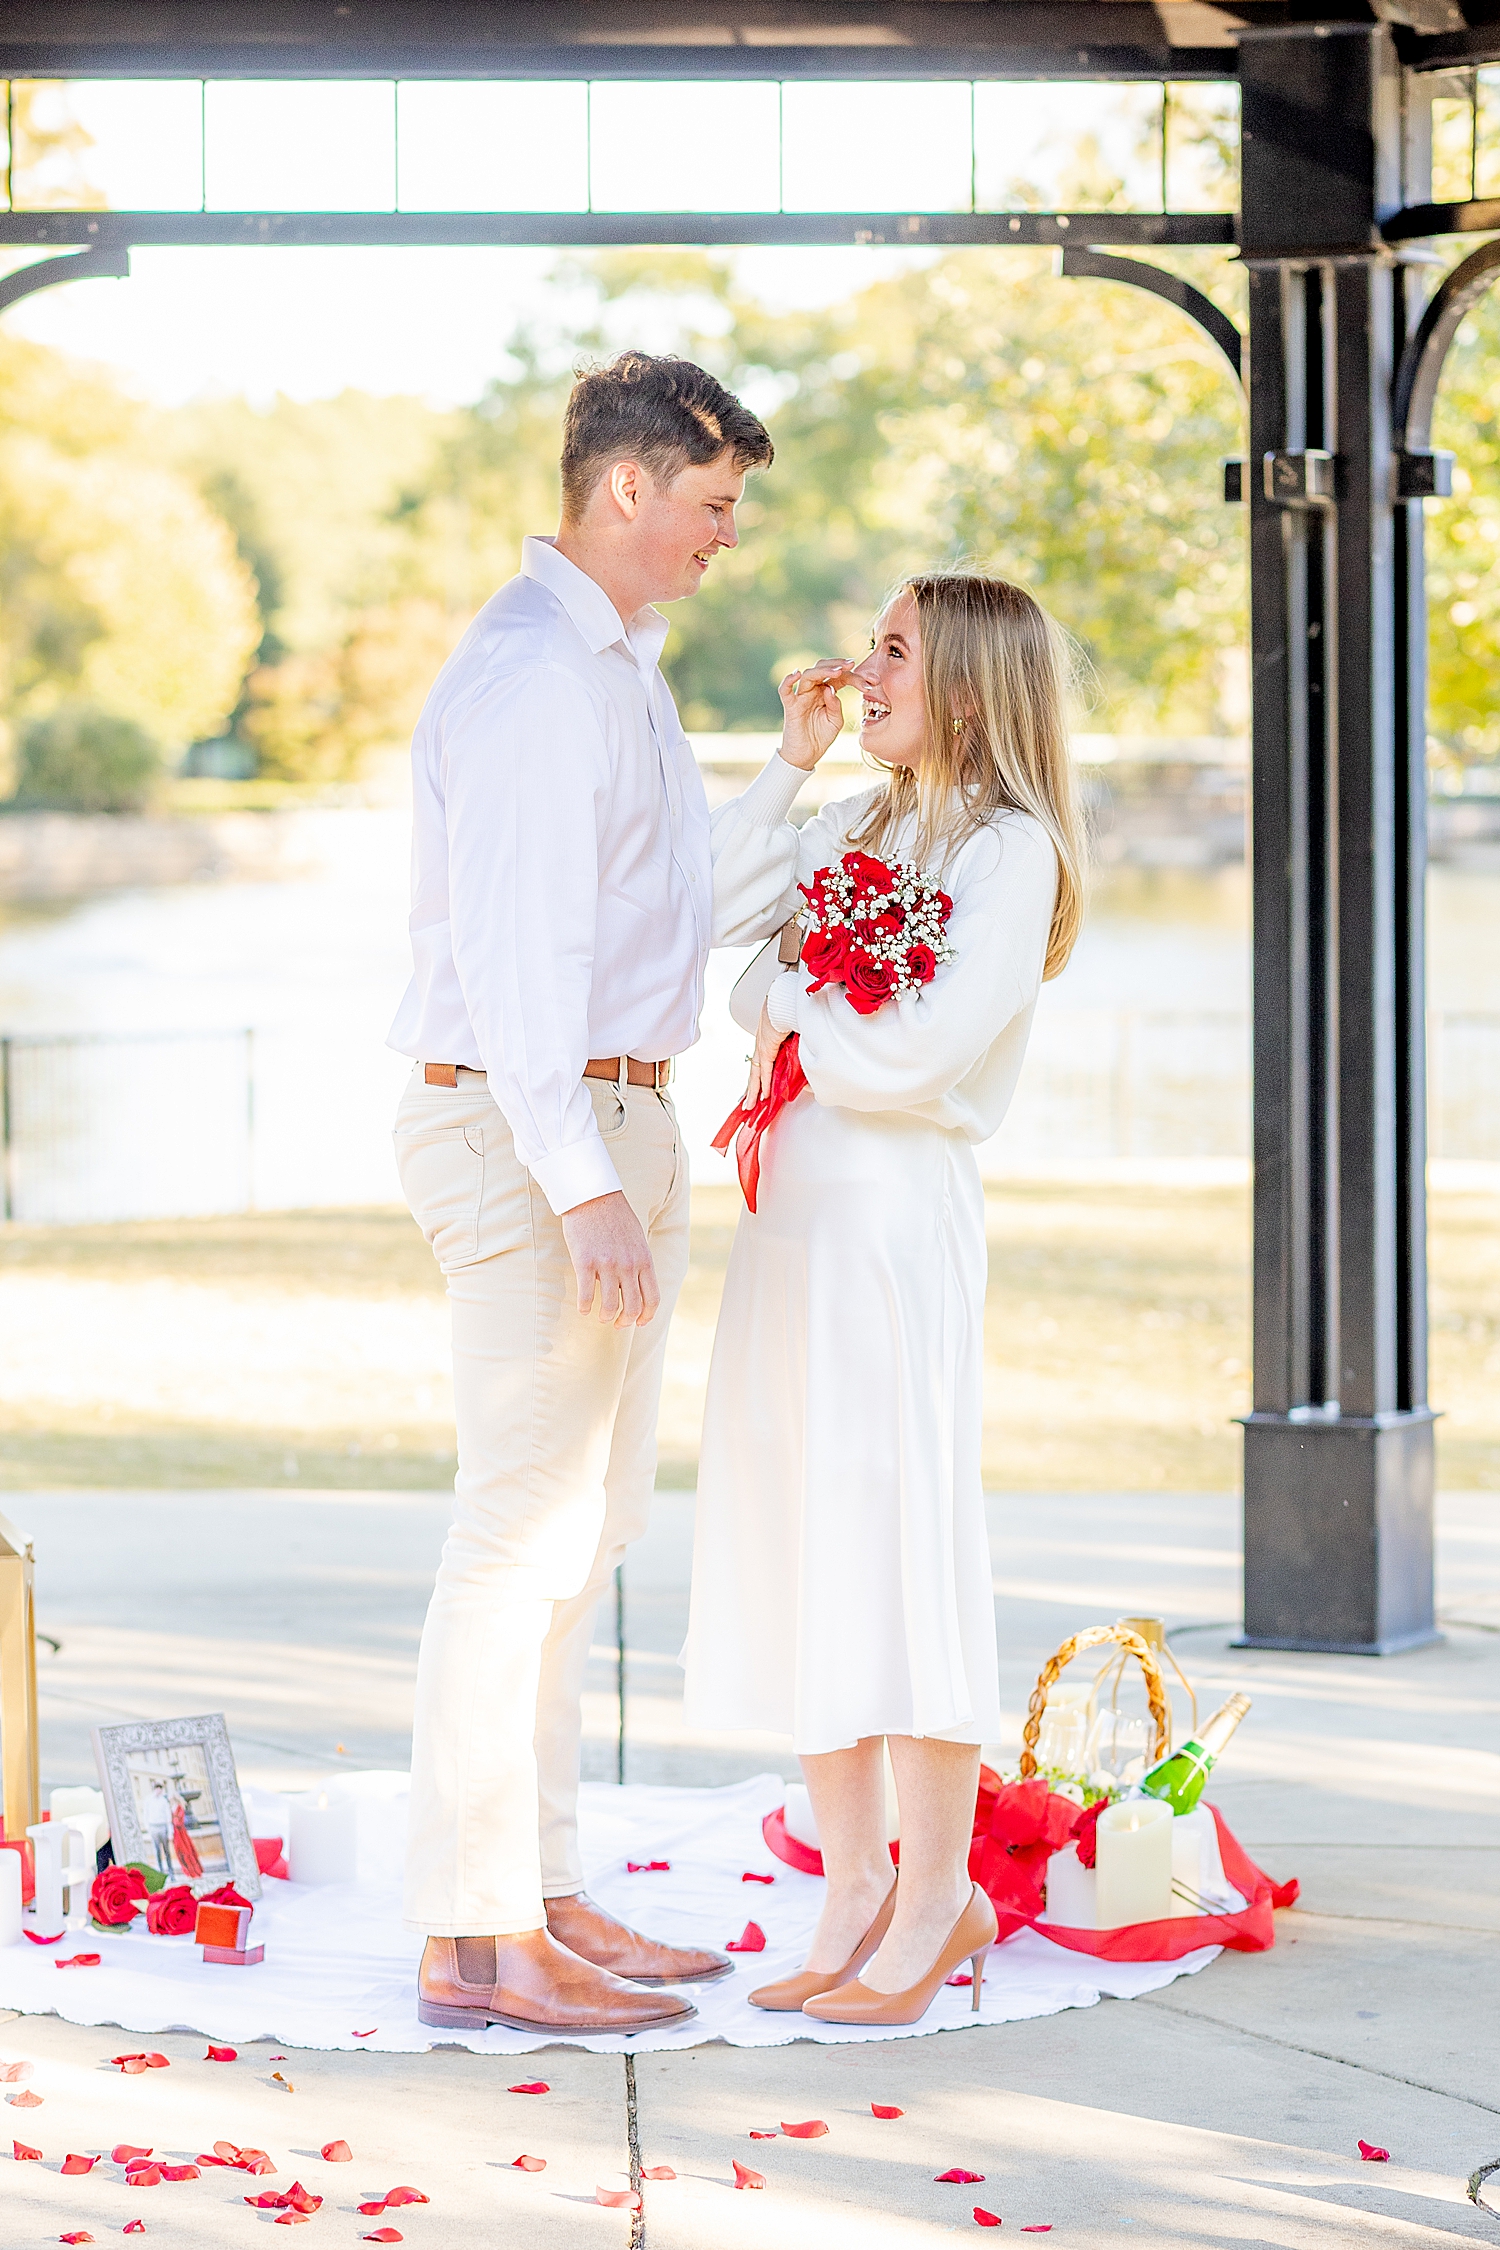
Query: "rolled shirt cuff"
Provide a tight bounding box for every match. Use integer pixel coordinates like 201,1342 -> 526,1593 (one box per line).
737,752 -> 809,827
528,1132 -> 625,1217
766,970 -> 802,1036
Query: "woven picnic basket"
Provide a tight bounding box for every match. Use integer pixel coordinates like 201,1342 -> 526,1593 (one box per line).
1018,1622 -> 1171,1780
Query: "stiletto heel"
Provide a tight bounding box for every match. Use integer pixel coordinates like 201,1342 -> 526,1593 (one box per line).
801,1883 -> 1000,2028
748,1879 -> 898,2012
969,1942 -> 991,2012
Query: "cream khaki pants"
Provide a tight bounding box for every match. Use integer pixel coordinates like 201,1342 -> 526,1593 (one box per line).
394,1065 -> 690,1936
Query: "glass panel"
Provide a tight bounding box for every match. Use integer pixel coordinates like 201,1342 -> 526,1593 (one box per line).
780,81 -> 973,212
1476,67 -> 1500,201
975,81 -> 1164,212
1164,81 -> 1239,213
1431,90 -> 1475,203
205,80 -> 395,212
10,78 -> 203,210
396,80 -> 587,211
588,80 -> 779,211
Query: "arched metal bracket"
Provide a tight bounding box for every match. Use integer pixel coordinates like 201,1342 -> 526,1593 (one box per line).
0,243 -> 131,315
1056,246 -> 1244,385
1392,235 -> 1500,500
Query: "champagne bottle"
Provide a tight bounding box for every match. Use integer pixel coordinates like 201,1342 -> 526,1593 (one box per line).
1137,1693 -> 1251,1815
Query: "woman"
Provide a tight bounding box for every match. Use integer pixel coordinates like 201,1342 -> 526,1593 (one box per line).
684,571 -> 1084,2026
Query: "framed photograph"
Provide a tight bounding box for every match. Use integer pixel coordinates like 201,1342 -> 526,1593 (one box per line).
92,1713 -> 260,1901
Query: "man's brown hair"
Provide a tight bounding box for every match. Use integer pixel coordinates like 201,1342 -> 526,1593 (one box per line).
560,350 -> 774,518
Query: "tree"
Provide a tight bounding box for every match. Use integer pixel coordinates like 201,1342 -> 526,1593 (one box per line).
1429,286 -> 1500,770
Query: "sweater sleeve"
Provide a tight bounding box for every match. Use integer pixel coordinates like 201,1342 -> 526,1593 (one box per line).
781,816 -> 1058,1114
708,756 -> 885,947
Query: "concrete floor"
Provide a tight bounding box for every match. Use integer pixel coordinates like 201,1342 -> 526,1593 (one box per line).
4,1484 -> 1499,2246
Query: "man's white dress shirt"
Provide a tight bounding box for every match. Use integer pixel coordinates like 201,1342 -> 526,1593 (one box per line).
387,536 -> 712,1215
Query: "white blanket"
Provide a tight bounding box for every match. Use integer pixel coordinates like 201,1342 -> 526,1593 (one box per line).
0,1775 -> 1218,2055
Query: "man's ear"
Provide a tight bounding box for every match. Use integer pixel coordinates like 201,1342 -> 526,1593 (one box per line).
605,458 -> 645,520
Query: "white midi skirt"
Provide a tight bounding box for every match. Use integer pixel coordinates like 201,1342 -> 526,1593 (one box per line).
682,1088 -> 1002,1756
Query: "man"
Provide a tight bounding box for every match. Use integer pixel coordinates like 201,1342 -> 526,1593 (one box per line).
388,351 -> 775,2034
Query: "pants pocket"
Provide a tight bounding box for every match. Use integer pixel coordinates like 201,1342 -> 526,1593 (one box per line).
396,1118 -> 486,1271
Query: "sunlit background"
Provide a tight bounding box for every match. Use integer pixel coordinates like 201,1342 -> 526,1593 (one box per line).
0,73 -> 1497,1498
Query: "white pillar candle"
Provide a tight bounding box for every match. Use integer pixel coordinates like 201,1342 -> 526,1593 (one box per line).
1095,1797 -> 1173,1928
1043,1840 -> 1097,1929
287,1790 -> 358,1886
0,1849 -> 21,1947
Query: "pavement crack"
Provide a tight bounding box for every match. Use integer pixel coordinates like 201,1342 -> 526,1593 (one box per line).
1138,1995 -> 1500,2116
625,2051 -> 645,2247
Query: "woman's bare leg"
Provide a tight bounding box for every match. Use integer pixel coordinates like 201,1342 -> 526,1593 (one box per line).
797,1737 -> 895,1972
861,1736 -> 979,1992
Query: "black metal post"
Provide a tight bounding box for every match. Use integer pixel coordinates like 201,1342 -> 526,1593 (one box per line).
1238,24 -> 1437,1654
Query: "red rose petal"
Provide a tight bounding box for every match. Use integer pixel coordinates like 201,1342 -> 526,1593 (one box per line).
357,2204 -> 389,2217
320,2141 -> 352,2163
937,2169 -> 986,2184
144,2057 -> 169,2070
1022,2228 -> 1054,2234
0,2062 -> 32,2082
749,2130 -> 778,2139
1358,2140 -> 1391,2162
274,2214 -> 310,2226
362,2234 -> 404,2245
159,2165 -> 200,2182
8,2090 -> 42,2107
511,2155 -> 545,2172
60,2235 -> 95,2245
595,2186 -> 641,2208
211,2142 -> 241,2161
741,1872 -> 775,1884
974,2212 -> 1002,2229
508,2082 -> 548,2095
779,2120 -> 828,2139
23,1930 -> 64,1944
14,2138 -> 43,2159
732,2161 -> 766,2190
61,2154 -> 99,2174
725,1921 -> 766,1952
55,1955 -> 101,1969
113,2146 -> 152,2163
871,2105 -> 904,2119
625,1861 -> 670,1873
205,2046 -> 236,2062
641,2165 -> 676,2180
123,2225 -> 146,2235
352,2029 -> 377,2039
126,2168 -> 162,2186
381,2188 -> 428,2207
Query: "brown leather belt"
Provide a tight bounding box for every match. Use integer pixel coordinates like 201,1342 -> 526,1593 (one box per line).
424,1057 -> 673,1090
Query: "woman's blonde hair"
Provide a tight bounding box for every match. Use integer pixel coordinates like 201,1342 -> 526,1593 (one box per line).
849,571 -> 1086,980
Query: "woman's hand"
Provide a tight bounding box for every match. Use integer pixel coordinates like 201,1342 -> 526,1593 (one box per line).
778,658 -> 856,772
745,995 -> 791,1107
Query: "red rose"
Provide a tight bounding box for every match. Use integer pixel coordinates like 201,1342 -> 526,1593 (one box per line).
905,943 -> 938,984
144,1883 -> 197,1936
89,1866 -> 149,1928
800,927 -> 849,991
935,889 -> 955,923
841,849 -> 896,896
872,909 -> 904,937
843,951 -> 897,1014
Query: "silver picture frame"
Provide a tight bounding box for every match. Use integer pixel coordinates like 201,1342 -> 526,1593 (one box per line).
91,1712 -> 261,1902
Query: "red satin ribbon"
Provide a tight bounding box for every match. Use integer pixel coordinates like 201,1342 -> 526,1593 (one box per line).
711,1034 -> 808,1214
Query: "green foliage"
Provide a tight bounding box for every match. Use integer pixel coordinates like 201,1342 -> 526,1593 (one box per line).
13,704 -> 162,813
1430,284 -> 1500,769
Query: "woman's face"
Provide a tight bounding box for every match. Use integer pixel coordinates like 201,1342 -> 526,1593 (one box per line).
850,591 -> 925,771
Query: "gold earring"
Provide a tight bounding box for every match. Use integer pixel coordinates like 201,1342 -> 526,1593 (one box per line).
952,716 -> 963,736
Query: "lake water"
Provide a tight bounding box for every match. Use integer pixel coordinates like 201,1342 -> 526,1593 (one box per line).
0,819 -> 1496,1219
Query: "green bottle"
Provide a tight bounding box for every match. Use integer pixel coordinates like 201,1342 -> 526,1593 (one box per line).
1137,1693 -> 1251,1815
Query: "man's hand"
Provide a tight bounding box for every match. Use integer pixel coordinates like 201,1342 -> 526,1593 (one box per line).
778,658 -> 855,771
562,1190 -> 660,1326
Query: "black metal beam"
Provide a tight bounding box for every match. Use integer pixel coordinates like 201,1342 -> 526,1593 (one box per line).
0,210 -> 1238,251
1058,246 -> 1244,380
1384,196 -> 1500,239
0,243 -> 129,310
1238,21 -> 1437,1655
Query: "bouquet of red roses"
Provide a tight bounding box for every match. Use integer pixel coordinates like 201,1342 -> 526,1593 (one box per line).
798,848 -> 956,1014
714,849 -> 956,1211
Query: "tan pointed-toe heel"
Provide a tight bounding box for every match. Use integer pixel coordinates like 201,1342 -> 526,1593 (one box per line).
800,1882 -> 998,2027
748,1879 -> 898,2012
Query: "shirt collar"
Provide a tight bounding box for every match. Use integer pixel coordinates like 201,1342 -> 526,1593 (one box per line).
521,536 -> 670,672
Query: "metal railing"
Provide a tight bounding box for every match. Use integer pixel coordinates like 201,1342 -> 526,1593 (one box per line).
1,1013 -> 1497,1223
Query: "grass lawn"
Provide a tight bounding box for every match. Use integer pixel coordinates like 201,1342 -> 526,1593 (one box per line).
1,1184 -> 1495,1492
